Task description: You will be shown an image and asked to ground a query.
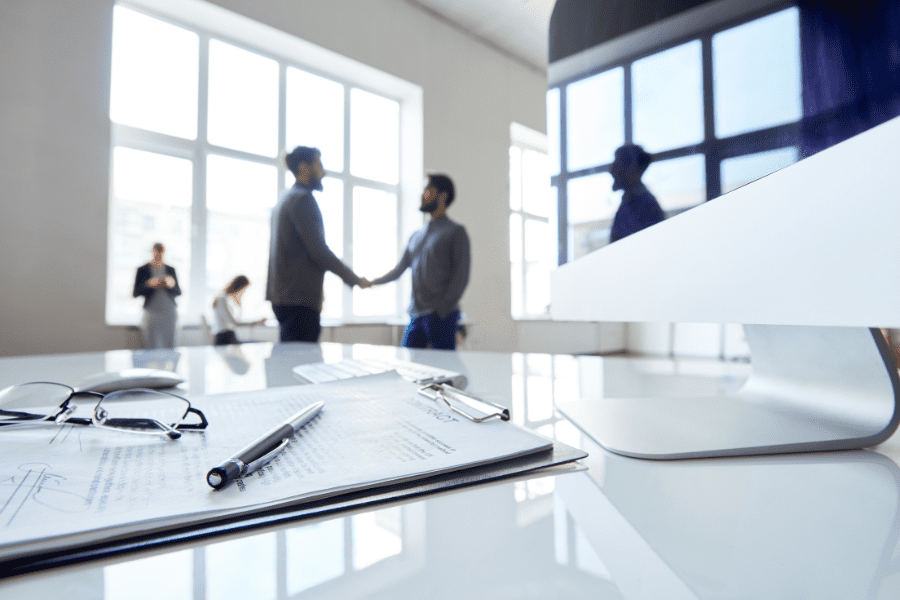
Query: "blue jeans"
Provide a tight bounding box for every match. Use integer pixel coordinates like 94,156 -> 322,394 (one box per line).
402,311 -> 460,350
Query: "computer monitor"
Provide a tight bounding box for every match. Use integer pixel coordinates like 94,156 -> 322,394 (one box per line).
550,114 -> 900,458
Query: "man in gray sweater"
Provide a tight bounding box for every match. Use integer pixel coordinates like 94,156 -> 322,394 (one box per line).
266,146 -> 370,342
371,174 -> 470,350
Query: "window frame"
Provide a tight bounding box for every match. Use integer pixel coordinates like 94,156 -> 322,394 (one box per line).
107,0 -> 422,326
548,1 -> 801,266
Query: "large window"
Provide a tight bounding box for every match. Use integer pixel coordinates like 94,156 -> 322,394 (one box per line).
549,6 -> 802,263
107,4 -> 414,326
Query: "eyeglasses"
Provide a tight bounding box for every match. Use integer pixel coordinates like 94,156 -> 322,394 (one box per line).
0,382 -> 208,440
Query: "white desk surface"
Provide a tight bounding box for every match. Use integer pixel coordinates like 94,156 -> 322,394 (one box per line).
1,342 -> 899,599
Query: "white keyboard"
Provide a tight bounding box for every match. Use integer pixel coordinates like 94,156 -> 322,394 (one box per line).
292,357 -> 467,389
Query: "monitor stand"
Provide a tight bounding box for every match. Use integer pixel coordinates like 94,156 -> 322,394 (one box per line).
558,325 -> 900,459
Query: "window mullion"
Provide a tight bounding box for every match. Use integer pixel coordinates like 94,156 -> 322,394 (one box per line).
701,34 -> 721,201
556,85 -> 568,266
189,32 -> 211,323
343,85 -> 353,319
278,62 -> 288,185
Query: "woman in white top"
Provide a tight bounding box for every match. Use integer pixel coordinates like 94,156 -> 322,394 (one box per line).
212,275 -> 266,345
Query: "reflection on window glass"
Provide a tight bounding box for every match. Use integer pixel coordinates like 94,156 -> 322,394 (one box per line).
352,187 -> 397,316
108,148 -> 193,325
287,68 -> 345,172
286,519 -> 345,595
633,41 -> 703,152
567,68 -> 624,171
567,173 -> 618,260
720,146 -> 798,194
208,40 -> 279,157
110,7 -> 199,139
643,154 -> 706,211
351,89 -> 399,184
547,88 -> 561,176
353,507 -> 403,570
105,549 -> 193,600
713,8 -> 801,138
207,533 -> 277,600
206,155 -> 277,318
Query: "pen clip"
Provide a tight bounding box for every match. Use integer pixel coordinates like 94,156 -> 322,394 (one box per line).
245,437 -> 290,474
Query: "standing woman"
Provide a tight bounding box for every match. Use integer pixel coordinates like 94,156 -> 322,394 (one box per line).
212,275 -> 266,345
133,242 -> 181,348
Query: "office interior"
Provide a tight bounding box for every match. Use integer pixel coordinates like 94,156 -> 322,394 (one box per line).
4,2 -> 900,598
2,0 -> 898,361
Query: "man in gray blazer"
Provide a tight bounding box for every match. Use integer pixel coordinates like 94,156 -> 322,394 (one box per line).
266,146 -> 370,342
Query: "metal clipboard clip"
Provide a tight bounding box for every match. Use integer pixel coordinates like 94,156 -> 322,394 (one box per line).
418,382 -> 510,423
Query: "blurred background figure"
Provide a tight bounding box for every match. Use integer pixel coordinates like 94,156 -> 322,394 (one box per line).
609,144 -> 665,243
133,242 -> 181,349
267,146 -> 369,342
370,174 -> 470,350
212,275 -> 266,345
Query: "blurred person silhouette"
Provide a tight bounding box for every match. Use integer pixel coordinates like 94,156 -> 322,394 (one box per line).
609,144 -> 665,243
133,242 -> 181,349
267,146 -> 371,343
212,275 -> 267,346
369,174 -> 470,350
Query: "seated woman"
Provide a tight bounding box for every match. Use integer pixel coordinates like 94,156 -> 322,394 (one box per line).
212,275 -> 266,345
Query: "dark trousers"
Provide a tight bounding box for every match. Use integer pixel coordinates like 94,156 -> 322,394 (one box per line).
273,305 -> 321,342
214,330 -> 240,346
402,310 -> 460,350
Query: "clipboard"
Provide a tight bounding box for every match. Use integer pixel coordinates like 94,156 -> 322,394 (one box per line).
2,438 -> 587,577
0,373 -> 588,578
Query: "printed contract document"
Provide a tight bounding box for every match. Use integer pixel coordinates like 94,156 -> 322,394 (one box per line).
0,373 -> 552,561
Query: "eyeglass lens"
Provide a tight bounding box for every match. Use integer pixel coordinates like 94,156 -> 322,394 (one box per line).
0,383 -> 75,422
95,389 -> 191,430
0,384 -> 197,438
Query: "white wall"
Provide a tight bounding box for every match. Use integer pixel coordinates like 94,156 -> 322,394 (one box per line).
2,0 -> 622,357
0,1 -> 115,356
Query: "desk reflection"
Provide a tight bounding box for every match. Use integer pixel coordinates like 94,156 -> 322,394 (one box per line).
557,442 -> 900,599
3,346 -> 900,599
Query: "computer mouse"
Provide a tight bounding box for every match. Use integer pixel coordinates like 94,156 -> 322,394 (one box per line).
70,368 -> 185,394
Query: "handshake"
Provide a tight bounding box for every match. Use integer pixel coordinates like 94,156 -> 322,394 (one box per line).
358,277 -> 374,289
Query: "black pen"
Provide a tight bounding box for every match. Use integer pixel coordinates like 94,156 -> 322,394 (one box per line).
207,401 -> 324,490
